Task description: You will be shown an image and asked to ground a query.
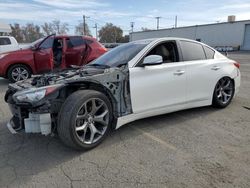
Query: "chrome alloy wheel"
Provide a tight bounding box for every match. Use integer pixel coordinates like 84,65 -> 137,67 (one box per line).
11,67 -> 29,82
75,98 -> 109,145
215,77 -> 234,104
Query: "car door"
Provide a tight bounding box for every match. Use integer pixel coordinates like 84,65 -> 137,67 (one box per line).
65,36 -> 88,67
129,41 -> 187,114
179,40 -> 221,104
34,37 -> 54,73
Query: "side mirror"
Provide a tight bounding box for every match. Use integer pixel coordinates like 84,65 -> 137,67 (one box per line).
31,46 -> 37,51
142,55 -> 163,66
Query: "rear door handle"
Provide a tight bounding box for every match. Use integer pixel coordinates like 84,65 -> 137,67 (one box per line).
211,66 -> 220,71
174,70 -> 185,75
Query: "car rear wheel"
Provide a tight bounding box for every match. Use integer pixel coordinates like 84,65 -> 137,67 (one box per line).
57,90 -> 112,150
212,77 -> 234,108
7,64 -> 31,83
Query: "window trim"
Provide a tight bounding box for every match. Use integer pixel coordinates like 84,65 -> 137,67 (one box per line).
135,40 -> 181,67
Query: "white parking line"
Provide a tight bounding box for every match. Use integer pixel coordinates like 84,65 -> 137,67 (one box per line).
131,126 -> 177,151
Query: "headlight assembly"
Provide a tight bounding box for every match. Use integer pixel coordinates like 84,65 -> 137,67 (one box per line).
13,84 -> 63,103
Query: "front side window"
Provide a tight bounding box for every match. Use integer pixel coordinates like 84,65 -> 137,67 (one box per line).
0,38 -> 11,45
180,41 -> 206,61
142,41 -> 179,64
39,38 -> 54,49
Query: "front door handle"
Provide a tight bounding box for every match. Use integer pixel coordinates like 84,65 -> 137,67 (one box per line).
174,70 -> 185,76
211,66 -> 220,71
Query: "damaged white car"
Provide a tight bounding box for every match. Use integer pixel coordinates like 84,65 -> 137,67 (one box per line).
5,38 -> 241,150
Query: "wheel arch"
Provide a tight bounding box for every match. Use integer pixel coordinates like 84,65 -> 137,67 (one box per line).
61,81 -> 118,128
6,63 -> 33,78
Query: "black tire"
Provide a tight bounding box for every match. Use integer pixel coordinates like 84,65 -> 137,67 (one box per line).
7,64 -> 32,83
57,90 -> 113,150
212,77 -> 235,108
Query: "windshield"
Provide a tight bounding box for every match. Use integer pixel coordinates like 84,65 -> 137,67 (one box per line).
90,40 -> 152,67
30,38 -> 45,48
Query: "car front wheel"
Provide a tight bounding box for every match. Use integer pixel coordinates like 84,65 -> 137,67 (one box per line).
212,77 -> 235,108
7,64 -> 31,82
57,90 -> 112,150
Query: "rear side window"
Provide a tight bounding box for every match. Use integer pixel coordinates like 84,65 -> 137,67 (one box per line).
85,39 -> 93,44
203,46 -> 215,59
67,37 -> 84,48
180,41 -> 206,61
0,38 -> 11,45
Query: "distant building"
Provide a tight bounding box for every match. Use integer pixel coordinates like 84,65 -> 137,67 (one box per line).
130,16 -> 250,50
0,22 -> 11,35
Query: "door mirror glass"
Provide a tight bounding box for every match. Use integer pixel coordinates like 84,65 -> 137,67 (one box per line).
142,55 -> 163,66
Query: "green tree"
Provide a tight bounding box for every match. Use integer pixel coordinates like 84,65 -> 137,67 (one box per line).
99,23 -> 123,43
119,35 -> 129,43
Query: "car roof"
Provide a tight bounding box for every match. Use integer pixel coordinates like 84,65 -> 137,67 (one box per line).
133,37 -> 212,48
55,35 -> 96,40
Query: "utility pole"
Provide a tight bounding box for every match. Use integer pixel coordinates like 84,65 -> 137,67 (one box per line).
155,17 -> 161,30
175,15 -> 178,28
130,22 -> 134,33
93,23 -> 98,40
130,22 -> 135,42
83,15 -> 89,35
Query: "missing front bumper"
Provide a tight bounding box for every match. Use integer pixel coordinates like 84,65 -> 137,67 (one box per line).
7,113 -> 52,136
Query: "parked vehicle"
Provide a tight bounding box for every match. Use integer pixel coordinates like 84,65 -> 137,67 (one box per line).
5,37 -> 241,150
0,36 -> 19,54
0,35 -> 107,82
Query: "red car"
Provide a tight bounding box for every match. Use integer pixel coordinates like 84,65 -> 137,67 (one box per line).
0,35 -> 107,82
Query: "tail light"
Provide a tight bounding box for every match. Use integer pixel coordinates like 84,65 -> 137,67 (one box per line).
233,62 -> 240,69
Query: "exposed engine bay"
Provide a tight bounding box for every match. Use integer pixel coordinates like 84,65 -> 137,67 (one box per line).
5,66 -> 132,135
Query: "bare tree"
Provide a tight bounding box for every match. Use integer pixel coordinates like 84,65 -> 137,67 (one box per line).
75,22 -> 91,36
10,23 -> 24,42
141,27 -> 151,31
41,22 -> 54,35
22,23 -> 43,42
49,20 -> 69,35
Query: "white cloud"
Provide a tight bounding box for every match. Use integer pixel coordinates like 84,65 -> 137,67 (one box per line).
33,0 -> 109,9
221,3 -> 250,9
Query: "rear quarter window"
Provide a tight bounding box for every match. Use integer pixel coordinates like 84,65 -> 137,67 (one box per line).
0,38 -> 11,45
180,41 -> 206,61
203,46 -> 215,59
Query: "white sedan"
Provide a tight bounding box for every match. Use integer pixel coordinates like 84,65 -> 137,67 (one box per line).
5,38 -> 241,150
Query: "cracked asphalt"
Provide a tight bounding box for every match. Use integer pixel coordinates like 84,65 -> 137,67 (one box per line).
0,52 -> 250,188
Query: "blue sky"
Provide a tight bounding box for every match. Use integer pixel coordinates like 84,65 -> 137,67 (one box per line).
0,0 -> 250,36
